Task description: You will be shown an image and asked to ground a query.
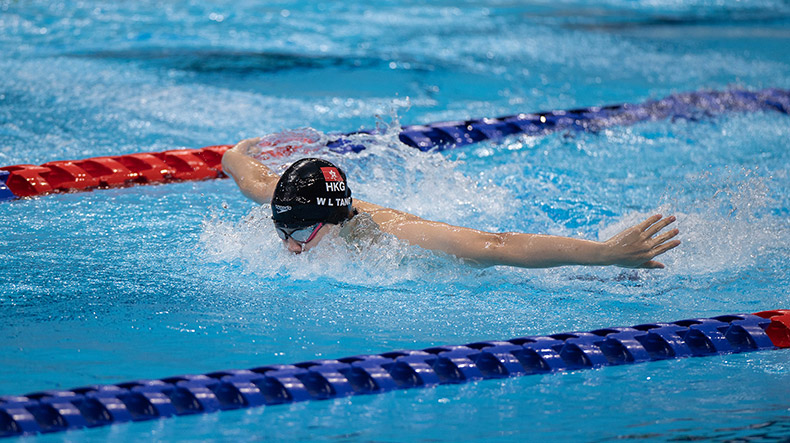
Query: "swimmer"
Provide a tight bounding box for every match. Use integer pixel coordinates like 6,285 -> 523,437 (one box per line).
222,137 -> 680,268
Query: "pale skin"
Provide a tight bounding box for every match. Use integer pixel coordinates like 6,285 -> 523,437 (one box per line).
222,137 -> 681,268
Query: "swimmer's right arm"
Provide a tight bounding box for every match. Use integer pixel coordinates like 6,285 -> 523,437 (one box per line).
221,138 -> 280,204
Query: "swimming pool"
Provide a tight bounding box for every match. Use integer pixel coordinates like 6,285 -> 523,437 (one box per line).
2,0 -> 790,440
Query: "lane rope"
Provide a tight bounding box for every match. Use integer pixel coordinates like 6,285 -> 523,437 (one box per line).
1,310 -> 788,437
2,88 -> 788,202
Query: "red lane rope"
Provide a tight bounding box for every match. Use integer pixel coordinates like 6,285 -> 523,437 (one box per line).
753,309 -> 790,348
0,145 -> 231,198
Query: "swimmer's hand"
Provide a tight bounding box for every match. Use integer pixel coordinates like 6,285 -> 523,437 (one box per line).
603,214 -> 680,269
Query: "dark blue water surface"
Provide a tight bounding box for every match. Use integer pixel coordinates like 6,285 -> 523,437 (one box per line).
1,0 -> 789,441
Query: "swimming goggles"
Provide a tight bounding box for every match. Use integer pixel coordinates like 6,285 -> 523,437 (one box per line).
274,222 -> 324,244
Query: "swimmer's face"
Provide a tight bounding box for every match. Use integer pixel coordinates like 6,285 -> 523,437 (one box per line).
277,223 -> 331,254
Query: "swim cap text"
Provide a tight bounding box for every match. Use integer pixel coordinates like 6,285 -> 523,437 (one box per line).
325,181 -> 346,192
316,197 -> 351,207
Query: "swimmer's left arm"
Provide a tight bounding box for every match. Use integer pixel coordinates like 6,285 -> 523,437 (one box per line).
376,213 -> 680,269
221,138 -> 280,204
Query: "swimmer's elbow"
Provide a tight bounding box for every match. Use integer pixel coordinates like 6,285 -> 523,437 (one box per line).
469,232 -> 549,268
238,179 -> 273,204
455,232 -> 509,266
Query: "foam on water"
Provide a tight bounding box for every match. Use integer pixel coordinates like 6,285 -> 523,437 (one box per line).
200,205 -> 459,287
657,173 -> 787,273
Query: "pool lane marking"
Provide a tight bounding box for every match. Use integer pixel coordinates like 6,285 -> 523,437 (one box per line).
1,310 -> 788,438
1,88 -> 788,202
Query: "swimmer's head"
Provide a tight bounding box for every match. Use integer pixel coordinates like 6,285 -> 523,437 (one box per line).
272,158 -> 353,230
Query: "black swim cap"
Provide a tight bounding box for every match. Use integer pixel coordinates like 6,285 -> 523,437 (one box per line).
272,158 -> 353,228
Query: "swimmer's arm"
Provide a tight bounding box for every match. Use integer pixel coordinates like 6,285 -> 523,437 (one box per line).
369,209 -> 680,269
221,138 -> 280,204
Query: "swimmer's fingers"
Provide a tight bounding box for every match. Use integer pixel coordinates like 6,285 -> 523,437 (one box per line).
232,137 -> 263,153
638,260 -> 665,269
644,215 -> 676,237
651,228 -> 680,247
652,239 -> 681,256
638,237 -> 680,269
235,136 -> 261,145
632,242 -> 679,269
636,214 -> 663,232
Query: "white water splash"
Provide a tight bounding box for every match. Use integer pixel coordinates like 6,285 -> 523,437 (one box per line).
198,202 -> 479,286
598,169 -> 789,276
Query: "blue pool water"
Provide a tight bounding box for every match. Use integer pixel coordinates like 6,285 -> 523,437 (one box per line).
2,0 -> 790,440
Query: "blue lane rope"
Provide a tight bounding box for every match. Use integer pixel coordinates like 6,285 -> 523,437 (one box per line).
327,88 -> 790,153
0,171 -> 13,201
2,311 -> 788,438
